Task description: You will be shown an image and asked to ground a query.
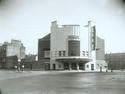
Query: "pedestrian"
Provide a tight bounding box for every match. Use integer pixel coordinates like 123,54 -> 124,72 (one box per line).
22,65 -> 24,71
17,66 -> 20,72
14,65 -> 17,71
111,68 -> 113,72
100,66 -> 102,72
106,69 -> 108,72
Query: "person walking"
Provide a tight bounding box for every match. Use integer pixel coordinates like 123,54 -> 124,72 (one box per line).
14,65 -> 17,71
111,68 -> 113,72
22,65 -> 24,71
100,66 -> 102,72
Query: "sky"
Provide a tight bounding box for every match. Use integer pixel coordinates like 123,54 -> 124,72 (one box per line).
0,0 -> 125,54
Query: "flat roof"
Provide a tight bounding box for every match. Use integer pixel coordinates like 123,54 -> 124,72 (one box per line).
62,24 -> 80,26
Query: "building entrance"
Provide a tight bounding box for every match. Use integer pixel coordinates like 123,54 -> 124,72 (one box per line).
71,63 -> 77,70
53,64 -> 56,70
91,64 -> 94,70
45,63 -> 50,70
79,63 -> 85,70
64,63 -> 69,70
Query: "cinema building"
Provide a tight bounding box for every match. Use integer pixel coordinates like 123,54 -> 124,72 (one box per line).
38,21 -> 107,71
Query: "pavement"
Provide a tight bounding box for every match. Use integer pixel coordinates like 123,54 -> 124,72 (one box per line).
0,70 -> 125,94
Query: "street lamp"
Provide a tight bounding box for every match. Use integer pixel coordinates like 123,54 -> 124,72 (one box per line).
18,59 -> 21,71
17,44 -> 22,71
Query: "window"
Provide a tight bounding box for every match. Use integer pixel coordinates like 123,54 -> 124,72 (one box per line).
70,50 -> 76,56
86,51 -> 88,56
68,40 -> 80,56
59,51 -> 61,56
63,51 -> 66,56
82,51 -> 85,56
44,50 -> 50,58
104,66 -> 107,68
59,51 -> 66,56
87,65 -> 89,68
59,64 -> 61,68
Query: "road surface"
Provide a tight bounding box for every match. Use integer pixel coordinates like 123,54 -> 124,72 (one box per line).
0,71 -> 125,94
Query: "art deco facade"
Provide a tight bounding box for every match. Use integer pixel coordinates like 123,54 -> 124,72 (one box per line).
38,21 -> 107,71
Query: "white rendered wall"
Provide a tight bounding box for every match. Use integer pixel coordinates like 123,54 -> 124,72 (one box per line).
51,21 -> 80,59
80,27 -> 89,57
6,43 -> 25,59
50,21 -> 80,69
50,21 -> 99,71
85,50 -> 96,71
96,60 -> 108,72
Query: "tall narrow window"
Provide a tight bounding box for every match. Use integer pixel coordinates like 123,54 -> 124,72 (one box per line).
68,40 -> 80,56
86,51 -> 88,56
44,50 -> 50,58
63,51 -> 66,56
82,51 -> 85,56
59,51 -> 61,56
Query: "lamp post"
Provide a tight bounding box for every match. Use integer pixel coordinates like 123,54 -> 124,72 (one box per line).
18,59 -> 21,71
18,45 -> 21,71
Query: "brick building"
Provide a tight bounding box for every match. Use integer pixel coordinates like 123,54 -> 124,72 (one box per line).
0,39 -> 25,68
105,53 -> 125,70
22,54 -> 37,69
38,34 -> 50,70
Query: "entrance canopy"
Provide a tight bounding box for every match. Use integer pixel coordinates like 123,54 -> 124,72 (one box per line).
56,56 -> 92,63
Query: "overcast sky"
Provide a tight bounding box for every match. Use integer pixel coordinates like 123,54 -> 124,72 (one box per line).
0,0 -> 125,54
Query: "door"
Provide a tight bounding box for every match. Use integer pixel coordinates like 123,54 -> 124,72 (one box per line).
53,64 -> 56,70
91,64 -> 94,70
79,63 -> 85,70
64,63 -> 69,70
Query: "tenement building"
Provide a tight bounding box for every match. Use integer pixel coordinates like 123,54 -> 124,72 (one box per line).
38,21 -> 107,71
0,39 -> 25,68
